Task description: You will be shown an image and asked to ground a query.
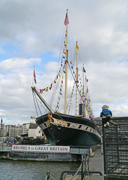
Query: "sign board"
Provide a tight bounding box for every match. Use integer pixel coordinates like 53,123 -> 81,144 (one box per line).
12,145 -> 70,153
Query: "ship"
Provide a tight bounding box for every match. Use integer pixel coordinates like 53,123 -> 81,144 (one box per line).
31,9 -> 101,147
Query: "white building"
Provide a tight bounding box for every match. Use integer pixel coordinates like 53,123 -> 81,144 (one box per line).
28,124 -> 42,139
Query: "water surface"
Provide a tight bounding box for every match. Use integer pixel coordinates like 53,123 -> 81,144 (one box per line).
0,159 -> 79,180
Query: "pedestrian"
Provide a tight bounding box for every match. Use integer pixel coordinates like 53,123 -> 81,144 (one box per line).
100,105 -> 112,128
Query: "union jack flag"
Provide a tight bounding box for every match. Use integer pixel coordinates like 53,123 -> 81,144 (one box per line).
34,68 -> 36,84
64,13 -> 69,25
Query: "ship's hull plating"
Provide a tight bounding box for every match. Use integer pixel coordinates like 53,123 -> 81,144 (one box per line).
36,112 -> 101,147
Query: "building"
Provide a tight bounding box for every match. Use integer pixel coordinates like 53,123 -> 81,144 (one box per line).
28,124 -> 42,139
15,125 -> 23,137
0,123 -> 4,137
5,123 -> 34,137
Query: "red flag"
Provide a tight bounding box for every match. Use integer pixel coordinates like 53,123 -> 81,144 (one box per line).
49,84 -> 52,90
64,13 -> 69,25
40,89 -> 43,93
34,68 -> 36,84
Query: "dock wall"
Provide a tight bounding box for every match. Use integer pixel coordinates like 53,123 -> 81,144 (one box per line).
0,145 -> 91,162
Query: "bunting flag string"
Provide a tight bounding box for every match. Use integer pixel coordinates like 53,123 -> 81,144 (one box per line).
39,68 -> 62,93
55,75 -> 64,111
39,29 -> 67,94
55,29 -> 69,111
78,74 -> 91,113
78,73 -> 93,119
68,81 -> 75,114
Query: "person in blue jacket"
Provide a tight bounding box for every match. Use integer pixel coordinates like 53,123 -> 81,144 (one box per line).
100,105 -> 112,128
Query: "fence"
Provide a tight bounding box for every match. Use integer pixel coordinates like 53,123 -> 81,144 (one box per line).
102,117 -> 128,180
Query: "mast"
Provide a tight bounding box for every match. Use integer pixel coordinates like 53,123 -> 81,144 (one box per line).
75,41 -> 79,115
84,74 -> 87,118
84,73 -> 89,119
82,64 -> 87,117
64,9 -> 69,114
82,64 -> 84,94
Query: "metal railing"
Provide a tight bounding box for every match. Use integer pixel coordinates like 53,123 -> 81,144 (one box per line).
0,144 -> 12,151
102,117 -> 128,180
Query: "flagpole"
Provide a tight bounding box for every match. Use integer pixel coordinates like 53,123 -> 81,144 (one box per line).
64,9 -> 68,114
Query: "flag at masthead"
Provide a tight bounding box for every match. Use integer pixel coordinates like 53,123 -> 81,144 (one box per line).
34,66 -> 36,84
64,11 -> 69,25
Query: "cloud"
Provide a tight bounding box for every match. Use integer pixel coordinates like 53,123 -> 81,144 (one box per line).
0,0 -> 128,125
0,58 -> 41,72
0,57 -> 41,124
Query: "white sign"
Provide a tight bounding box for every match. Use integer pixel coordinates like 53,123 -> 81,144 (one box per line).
12,145 -> 70,153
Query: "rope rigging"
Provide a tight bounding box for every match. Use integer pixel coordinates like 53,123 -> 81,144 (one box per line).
32,89 -> 50,116
32,91 -> 39,117
31,20 -> 94,119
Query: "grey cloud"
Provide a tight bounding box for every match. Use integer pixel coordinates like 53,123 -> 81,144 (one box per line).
0,0 -> 128,124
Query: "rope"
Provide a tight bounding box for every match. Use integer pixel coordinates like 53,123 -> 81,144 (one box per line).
49,32 -> 67,109
36,94 -> 48,114
49,74 -> 61,108
44,163 -> 82,180
37,27 -> 65,86
67,82 -> 75,114
32,90 -> 49,116
45,176 -> 48,180
34,92 -> 42,115
32,91 -> 39,116
68,63 -> 83,102
45,174 -> 57,180
50,175 -> 57,180
69,163 -> 82,180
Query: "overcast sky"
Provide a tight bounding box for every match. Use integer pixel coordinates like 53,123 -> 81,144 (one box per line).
1,0 -> 128,125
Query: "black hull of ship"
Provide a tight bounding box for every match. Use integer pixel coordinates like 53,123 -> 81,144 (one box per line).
36,112 -> 101,147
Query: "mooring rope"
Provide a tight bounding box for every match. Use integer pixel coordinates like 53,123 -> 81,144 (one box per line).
45,174 -> 56,180
50,175 -> 57,180
69,163 -> 82,180
44,163 -> 82,180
